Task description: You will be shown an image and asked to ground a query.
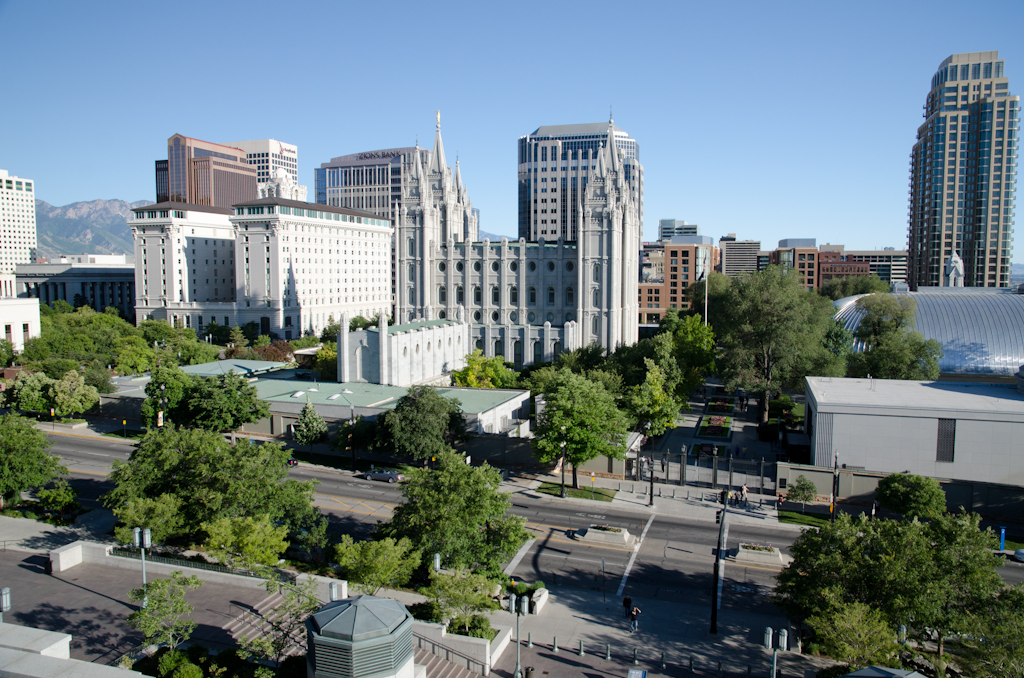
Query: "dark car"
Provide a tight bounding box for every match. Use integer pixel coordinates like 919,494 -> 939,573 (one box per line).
287,458 -> 299,467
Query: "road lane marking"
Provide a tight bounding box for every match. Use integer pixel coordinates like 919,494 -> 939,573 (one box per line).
67,469 -> 110,477
616,513 -> 655,596
503,538 -> 536,575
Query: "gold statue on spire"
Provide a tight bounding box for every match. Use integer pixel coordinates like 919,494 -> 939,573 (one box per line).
436,110 -> 441,130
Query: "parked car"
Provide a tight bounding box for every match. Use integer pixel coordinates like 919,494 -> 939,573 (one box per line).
364,468 -> 404,483
1015,548 -> 1024,563
287,458 -> 299,467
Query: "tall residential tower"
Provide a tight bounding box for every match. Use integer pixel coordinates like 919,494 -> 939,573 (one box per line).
0,170 -> 37,273
908,51 -> 1018,288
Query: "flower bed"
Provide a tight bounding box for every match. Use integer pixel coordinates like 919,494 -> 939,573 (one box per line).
590,524 -> 622,533
699,415 -> 732,438
708,397 -> 735,413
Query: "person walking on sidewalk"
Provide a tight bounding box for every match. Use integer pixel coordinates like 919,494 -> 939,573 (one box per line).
622,594 -> 632,619
741,484 -> 749,508
629,606 -> 642,633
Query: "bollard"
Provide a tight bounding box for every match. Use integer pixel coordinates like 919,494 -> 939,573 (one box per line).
658,487 -> 662,497
689,657 -> 694,673
687,490 -> 690,500
618,482 -> 621,491
631,483 -> 635,493
553,636 -> 558,653
528,632 -> 533,648
634,648 -> 639,665
661,652 -> 667,669
579,640 -> 585,656
605,643 -> 611,660
672,489 -> 676,498
718,661 -> 723,676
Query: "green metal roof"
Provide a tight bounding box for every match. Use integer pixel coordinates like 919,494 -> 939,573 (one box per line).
254,379 -> 526,413
180,359 -> 288,377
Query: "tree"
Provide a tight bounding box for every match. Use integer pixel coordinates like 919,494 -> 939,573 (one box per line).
786,475 -> 817,513
84,359 -> 115,394
115,335 -> 156,375
0,413 -> 65,508
378,448 -> 528,573
104,427 -> 316,539
334,535 -> 421,595
241,578 -> 320,668
847,295 -> 942,381
819,274 -> 891,301
533,371 -> 629,489
112,494 -> 183,544
37,478 -> 78,521
0,339 -> 14,368
293,399 -> 328,451
126,571 -> 203,648
50,369 -> 99,417
625,358 -> 681,435
202,514 -> 290,571
875,473 -> 946,519
141,363 -> 195,428
452,349 -> 518,388
378,386 -> 467,461
685,271 -> 733,327
314,343 -> 337,381
806,597 -> 900,670
5,370 -> 55,412
957,585 -> 1024,678
660,310 -> 717,397
229,325 -> 248,348
715,267 -> 839,423
422,569 -> 498,634
296,514 -> 331,567
185,372 -> 270,432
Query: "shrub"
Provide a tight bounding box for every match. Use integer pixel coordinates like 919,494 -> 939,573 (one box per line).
407,600 -> 443,622
172,663 -> 203,678
450,614 -> 497,641
185,644 -> 210,665
816,665 -> 851,678
158,649 -> 188,678
21,510 -> 38,520
277,655 -> 307,678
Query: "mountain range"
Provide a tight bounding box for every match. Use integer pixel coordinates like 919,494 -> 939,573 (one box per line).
33,198 -> 153,260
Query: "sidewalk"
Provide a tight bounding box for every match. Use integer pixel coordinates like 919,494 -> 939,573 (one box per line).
0,510 -> 117,554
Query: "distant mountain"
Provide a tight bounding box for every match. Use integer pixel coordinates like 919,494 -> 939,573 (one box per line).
33,198 -> 153,260
479,229 -> 517,241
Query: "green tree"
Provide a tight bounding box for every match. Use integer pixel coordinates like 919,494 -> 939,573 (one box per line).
112,494 -> 184,545
229,325 -> 248,348
0,339 -> 13,368
334,535 -> 422,595
806,596 -> 900,670
37,478 -> 78,521
51,299 -> 75,314
685,271 -> 733,326
422,569 -> 499,634
202,514 -> 290,571
297,514 -> 331,567
957,585 -> 1024,678
819,274 -> 891,301
5,370 -> 55,412
115,335 -> 156,375
241,578 -> 320,668
716,266 -> 840,423
625,358 -> 681,435
847,295 -> 942,380
378,448 -> 528,573
875,473 -> 946,519
50,369 -> 99,417
37,357 -> 80,380
378,386 -> 467,461
314,343 -> 336,381
660,310 -> 717,397
185,372 -> 270,432
84,359 -> 115,394
141,363 -> 195,428
126,571 -> 203,648
786,475 -> 817,513
533,371 -> 629,489
293,399 -> 328,450
254,334 -> 272,348
452,349 -> 518,388
0,413 -> 65,508
104,427 -> 316,539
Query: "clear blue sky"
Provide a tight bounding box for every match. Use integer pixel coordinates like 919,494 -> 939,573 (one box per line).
1,0 -> 1021,259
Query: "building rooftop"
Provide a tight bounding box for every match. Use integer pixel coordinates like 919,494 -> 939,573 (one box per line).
308,596 -> 411,642
179,359 -> 288,378
834,290 -> 1024,375
529,122 -> 626,137
365,319 -> 457,334
131,202 -> 233,216
806,376 -> 1024,416
232,197 -> 389,222
254,379 -> 527,414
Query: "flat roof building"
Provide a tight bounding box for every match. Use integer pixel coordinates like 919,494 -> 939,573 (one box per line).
17,258 -> 135,319
220,139 -> 299,190
0,169 -> 37,274
658,219 -> 699,240
156,134 -> 257,208
719,234 -> 760,277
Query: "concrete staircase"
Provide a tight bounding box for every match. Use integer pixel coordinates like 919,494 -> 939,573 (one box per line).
224,591 -> 304,657
414,648 -> 478,678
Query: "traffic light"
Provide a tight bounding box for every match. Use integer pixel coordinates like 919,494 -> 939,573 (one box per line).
716,510 -> 722,524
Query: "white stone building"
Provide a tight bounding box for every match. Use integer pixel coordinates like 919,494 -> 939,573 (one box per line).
1,297 -> 41,352
131,177 -> 391,339
0,169 -> 37,274
337,314 -> 471,387
219,138 -> 300,190
396,119 -> 640,368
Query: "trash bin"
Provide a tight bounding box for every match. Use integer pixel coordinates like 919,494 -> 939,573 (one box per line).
525,668 -> 534,678
45,559 -> 53,575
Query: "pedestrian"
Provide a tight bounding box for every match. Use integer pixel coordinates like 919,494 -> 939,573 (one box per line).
871,499 -> 879,520
629,605 -> 642,633
661,455 -> 666,472
741,484 -> 749,507
623,594 -> 632,619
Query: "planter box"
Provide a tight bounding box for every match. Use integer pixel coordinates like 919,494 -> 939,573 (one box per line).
577,525 -> 633,545
49,421 -> 88,432
735,543 -> 783,565
531,587 -> 549,614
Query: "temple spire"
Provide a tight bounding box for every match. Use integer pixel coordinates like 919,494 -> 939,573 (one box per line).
430,111 -> 447,175
607,123 -> 619,173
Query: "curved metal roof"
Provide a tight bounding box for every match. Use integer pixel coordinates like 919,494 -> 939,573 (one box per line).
833,291 -> 1024,375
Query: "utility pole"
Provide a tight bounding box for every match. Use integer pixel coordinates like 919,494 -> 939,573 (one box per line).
560,425 -> 567,498
710,492 -> 727,634
831,453 -> 839,523
133,527 -> 151,608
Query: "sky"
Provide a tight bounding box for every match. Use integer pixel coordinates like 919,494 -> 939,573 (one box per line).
1,0 -> 1022,259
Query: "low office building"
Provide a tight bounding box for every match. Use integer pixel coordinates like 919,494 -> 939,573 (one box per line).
657,219 -> 699,240
16,255 -> 135,318
818,245 -> 908,284
805,375 -> 1024,488
771,238 -> 819,289
0,296 -> 40,352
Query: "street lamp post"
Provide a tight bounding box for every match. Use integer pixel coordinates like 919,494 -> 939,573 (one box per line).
133,527 -> 152,608
511,593 -> 529,678
560,425 -> 567,498
0,587 -> 10,623
645,422 -> 654,506
831,453 -> 839,524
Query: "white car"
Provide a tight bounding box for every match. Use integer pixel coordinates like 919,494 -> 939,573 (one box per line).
1015,548 -> 1024,563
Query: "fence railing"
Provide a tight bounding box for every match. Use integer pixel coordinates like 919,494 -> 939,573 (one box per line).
412,630 -> 490,676
110,547 -> 266,579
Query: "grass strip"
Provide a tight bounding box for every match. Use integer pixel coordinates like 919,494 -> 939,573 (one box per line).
536,481 -> 616,502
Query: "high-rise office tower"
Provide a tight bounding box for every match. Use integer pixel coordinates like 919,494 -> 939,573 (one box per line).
221,139 -> 300,190
155,134 -> 257,207
718,234 -> 760,276
0,170 -> 37,273
908,51 -> 1019,289
517,118 -> 643,241
658,219 -> 699,239
315,147 -> 416,221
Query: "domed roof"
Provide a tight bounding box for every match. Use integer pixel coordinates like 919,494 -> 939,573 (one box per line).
308,596 -> 412,642
834,289 -> 1024,375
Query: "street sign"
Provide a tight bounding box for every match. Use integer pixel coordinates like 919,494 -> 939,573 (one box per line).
627,670 -> 648,678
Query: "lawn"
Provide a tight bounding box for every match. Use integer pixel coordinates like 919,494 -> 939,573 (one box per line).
536,481 -> 617,502
778,509 -> 832,528
699,415 -> 732,438
1004,537 -> 1024,551
103,429 -> 147,441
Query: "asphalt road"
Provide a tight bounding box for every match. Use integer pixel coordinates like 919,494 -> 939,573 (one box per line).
49,432 -> 1024,593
